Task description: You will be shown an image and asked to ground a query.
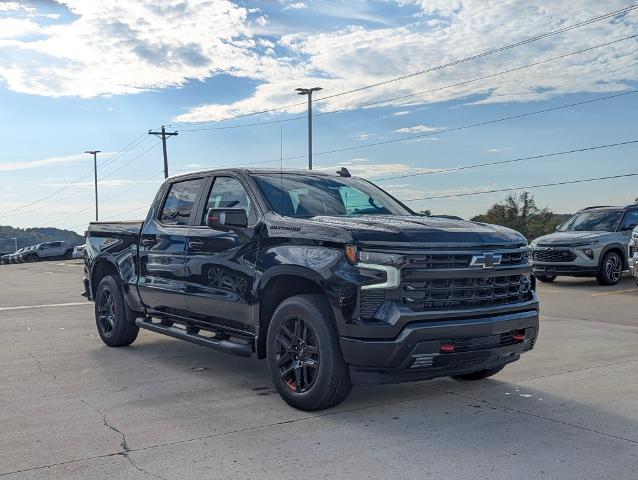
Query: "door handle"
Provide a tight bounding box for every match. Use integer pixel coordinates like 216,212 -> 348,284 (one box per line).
141,238 -> 156,248
188,240 -> 204,251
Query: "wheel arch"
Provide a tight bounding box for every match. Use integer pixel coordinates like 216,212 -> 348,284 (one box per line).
599,243 -> 628,270
256,267 -> 329,359
90,258 -> 120,299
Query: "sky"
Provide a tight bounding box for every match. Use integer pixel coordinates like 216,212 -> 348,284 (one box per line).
0,0 -> 637,233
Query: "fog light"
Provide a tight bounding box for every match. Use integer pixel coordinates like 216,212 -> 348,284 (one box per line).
583,248 -> 594,259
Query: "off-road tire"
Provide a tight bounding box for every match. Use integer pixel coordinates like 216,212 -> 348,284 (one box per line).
536,274 -> 556,283
95,275 -> 139,347
267,294 -> 352,411
596,251 -> 623,286
453,365 -> 506,381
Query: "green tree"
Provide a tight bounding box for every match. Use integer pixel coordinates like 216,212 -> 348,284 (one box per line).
470,192 -> 563,241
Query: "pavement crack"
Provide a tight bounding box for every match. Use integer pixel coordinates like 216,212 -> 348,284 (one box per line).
27,353 -> 132,455
122,454 -> 169,480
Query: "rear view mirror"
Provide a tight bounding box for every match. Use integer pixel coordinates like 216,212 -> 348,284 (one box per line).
206,208 -> 248,231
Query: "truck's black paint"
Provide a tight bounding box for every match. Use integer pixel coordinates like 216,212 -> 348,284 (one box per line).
84,168 -> 539,385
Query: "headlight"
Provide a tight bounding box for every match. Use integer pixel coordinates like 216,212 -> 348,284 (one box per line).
357,251 -> 406,267
357,251 -> 406,290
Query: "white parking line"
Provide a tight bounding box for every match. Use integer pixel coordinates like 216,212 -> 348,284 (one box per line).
590,288 -> 638,297
0,302 -> 90,312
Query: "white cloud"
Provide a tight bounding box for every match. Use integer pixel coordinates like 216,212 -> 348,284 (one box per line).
0,18 -> 40,39
175,0 -> 638,122
317,160 -> 440,179
350,132 -> 376,141
394,124 -> 440,134
0,0 -> 279,98
284,2 -> 307,10
0,153 -> 89,172
392,110 -> 411,116
0,0 -> 636,122
488,148 -> 502,153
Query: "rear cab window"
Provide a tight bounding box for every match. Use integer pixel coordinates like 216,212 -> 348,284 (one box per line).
159,178 -> 204,225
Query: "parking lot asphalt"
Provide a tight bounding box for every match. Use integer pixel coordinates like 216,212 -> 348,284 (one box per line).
0,261 -> 636,479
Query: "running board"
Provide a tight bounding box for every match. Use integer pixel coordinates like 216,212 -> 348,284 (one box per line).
135,317 -> 252,358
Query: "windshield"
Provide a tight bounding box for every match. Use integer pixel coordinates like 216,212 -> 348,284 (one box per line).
559,209 -> 622,232
253,174 -> 412,217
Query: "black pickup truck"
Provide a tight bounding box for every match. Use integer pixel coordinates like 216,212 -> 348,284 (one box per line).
84,168 -> 539,410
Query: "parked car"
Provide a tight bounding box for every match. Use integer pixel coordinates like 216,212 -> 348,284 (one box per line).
20,241 -> 73,262
84,168 -> 538,411
628,227 -> 638,285
8,247 -> 26,263
16,245 -> 38,263
72,244 -> 86,259
1,251 -> 14,264
530,205 -> 638,285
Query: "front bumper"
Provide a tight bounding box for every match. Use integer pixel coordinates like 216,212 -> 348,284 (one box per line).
340,308 -> 538,385
533,264 -> 598,276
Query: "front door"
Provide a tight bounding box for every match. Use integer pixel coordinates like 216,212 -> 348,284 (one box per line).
138,177 -> 204,316
184,175 -> 259,333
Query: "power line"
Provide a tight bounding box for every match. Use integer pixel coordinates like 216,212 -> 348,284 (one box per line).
375,140 -> 638,181
404,173 -> 638,202
169,4 -> 637,128
316,4 -> 638,103
177,34 -> 637,133
0,140 -> 161,222
47,171 -> 165,228
309,90 -> 638,160
0,132 -> 149,218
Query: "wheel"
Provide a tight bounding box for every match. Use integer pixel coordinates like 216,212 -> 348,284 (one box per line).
95,275 -> 139,347
453,365 -> 505,381
25,254 -> 37,263
267,294 -> 352,411
65,250 -> 73,260
536,274 -> 556,283
596,251 -> 623,286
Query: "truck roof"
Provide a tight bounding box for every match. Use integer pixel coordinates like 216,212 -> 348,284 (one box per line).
169,167 -> 355,181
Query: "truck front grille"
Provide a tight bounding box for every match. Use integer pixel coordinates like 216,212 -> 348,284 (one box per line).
532,249 -> 576,263
358,245 -> 533,318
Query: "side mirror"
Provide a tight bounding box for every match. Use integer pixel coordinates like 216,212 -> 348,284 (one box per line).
206,208 -> 248,231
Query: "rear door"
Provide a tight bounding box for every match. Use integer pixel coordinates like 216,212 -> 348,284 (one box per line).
138,177 -> 205,316
183,175 -> 260,333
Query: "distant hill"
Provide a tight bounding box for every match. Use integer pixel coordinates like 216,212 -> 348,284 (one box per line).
0,225 -> 84,254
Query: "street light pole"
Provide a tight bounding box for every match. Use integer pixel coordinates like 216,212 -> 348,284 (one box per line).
85,150 -> 101,221
295,87 -> 322,170
11,237 -> 17,251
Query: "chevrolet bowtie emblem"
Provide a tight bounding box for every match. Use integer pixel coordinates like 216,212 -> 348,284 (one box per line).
470,252 -> 502,269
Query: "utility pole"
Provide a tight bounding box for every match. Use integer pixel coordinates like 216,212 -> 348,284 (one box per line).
148,126 -> 178,178
11,237 -> 17,251
85,150 -> 101,221
295,87 -> 322,170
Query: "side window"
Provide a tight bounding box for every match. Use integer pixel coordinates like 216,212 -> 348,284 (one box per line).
201,176 -> 256,225
621,210 -> 638,230
159,178 -> 203,226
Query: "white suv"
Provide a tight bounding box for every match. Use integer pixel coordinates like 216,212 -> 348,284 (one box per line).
21,241 -> 73,262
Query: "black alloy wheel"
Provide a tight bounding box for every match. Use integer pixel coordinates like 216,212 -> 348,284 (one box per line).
275,315 -> 320,393
94,275 -> 139,347
266,294 -> 352,411
97,289 -> 116,336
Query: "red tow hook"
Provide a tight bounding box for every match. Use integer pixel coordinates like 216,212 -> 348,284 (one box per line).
512,329 -> 526,342
440,342 -> 455,353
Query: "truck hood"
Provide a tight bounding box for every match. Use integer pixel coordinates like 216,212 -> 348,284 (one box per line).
266,214 -> 527,247
533,231 -> 610,246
